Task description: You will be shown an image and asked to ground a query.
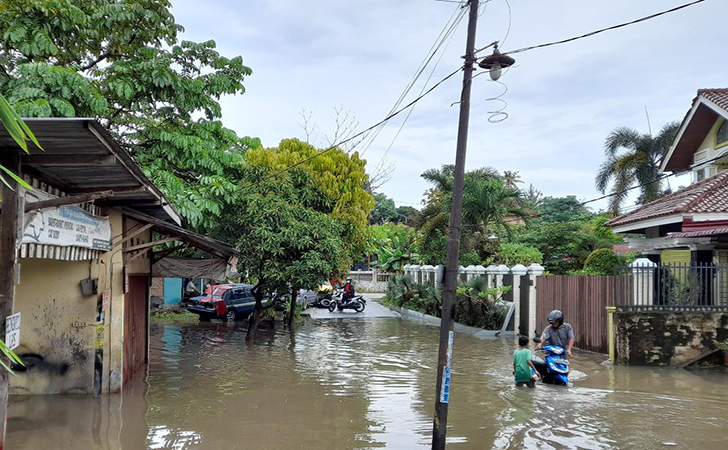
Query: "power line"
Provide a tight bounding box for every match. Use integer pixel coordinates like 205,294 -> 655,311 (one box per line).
360,4 -> 467,156
261,66 -> 464,183
502,0 -> 707,55
374,2 -> 468,167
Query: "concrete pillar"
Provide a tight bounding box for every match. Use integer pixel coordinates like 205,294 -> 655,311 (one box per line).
527,263 -> 545,339
629,258 -> 657,306
403,264 -> 411,278
510,264 -> 528,336
485,264 -> 499,289
458,265 -> 467,284
473,265 -> 486,282
434,265 -> 444,287
421,265 -> 435,285
464,265 -> 477,282
494,264 -> 510,289
409,265 -> 420,284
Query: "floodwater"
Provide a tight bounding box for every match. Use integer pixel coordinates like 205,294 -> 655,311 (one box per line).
7,318 -> 728,449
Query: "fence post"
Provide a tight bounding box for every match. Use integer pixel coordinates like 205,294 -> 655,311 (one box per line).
485,264 -> 499,289
510,264 -> 528,336
464,265 -> 477,281
527,263 -> 545,339
403,264 -> 411,279
494,264 -> 510,289
473,265 -> 486,282
629,258 -> 657,306
435,265 -> 444,287
410,264 -> 421,284
458,265 -> 467,284
422,265 -> 435,286
606,306 -> 617,362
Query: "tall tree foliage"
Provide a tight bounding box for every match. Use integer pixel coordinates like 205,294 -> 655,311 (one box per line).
246,138 -> 374,263
595,122 -> 680,214
209,166 -> 347,339
0,0 -> 259,226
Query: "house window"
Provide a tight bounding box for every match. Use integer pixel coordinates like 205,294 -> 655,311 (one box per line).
718,121 -> 728,145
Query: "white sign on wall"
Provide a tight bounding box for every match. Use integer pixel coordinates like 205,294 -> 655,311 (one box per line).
22,191 -> 111,250
6,312 -> 21,350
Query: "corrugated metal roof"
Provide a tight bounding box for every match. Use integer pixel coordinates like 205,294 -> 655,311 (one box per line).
606,170 -> 728,227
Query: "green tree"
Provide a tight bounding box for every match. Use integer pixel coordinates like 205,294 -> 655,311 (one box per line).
395,205 -> 419,226
595,122 -> 680,214
0,92 -> 37,190
535,196 -> 591,223
246,138 -> 374,262
370,193 -> 398,224
367,223 -> 418,272
0,0 -> 259,226
582,248 -> 622,275
490,243 -> 543,266
462,177 -> 528,239
209,166 -> 347,337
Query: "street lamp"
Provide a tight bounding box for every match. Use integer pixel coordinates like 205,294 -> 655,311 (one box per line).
478,43 -> 515,81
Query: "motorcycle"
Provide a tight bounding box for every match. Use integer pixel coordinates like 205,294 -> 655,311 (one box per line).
532,337 -> 570,385
328,289 -> 366,313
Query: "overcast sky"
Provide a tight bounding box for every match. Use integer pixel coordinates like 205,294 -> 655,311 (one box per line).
169,0 -> 722,211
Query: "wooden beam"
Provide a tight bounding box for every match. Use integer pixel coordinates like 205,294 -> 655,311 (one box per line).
22,154 -> 116,165
124,237 -> 180,252
25,190 -> 115,212
125,248 -> 150,264
112,223 -> 153,247
0,154 -> 20,447
68,185 -> 147,194
152,244 -> 188,264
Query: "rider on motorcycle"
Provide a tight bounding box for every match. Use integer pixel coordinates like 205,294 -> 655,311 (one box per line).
342,278 -> 355,304
536,310 -> 575,356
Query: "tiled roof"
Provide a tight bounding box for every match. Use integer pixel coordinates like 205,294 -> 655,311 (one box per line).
698,88 -> 728,111
605,170 -> 728,227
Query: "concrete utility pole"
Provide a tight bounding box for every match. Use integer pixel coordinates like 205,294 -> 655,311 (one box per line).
431,0 -> 479,449
0,153 -> 20,449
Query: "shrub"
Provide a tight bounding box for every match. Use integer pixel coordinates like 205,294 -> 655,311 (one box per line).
496,243 -> 543,266
583,248 -> 622,275
460,252 -> 481,267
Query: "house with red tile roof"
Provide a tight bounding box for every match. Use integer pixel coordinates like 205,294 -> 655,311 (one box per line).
606,89 -> 728,267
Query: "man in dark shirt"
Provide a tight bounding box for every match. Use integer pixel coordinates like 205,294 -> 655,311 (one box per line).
537,309 -> 575,356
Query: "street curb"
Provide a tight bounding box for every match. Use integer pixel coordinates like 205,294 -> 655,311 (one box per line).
385,305 -> 516,338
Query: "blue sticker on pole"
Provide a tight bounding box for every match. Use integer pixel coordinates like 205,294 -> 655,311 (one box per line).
440,331 -> 454,404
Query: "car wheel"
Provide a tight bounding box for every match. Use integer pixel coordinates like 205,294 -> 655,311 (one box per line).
226,310 -> 236,322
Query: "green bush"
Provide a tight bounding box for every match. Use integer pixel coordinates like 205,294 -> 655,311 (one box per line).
459,252 -> 481,267
384,275 -> 509,330
583,248 -> 622,275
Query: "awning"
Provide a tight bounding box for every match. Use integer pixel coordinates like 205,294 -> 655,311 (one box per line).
121,207 -> 240,259
153,257 -> 229,279
0,118 -> 181,223
666,227 -> 728,239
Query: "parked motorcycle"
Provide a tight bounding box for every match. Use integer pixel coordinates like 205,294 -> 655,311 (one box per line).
328,289 -> 366,313
532,337 -> 570,385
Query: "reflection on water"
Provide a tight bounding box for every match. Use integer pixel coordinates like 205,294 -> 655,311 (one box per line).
7,318 -> 728,449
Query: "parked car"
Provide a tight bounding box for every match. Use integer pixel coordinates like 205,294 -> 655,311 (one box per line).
187,284 -> 259,321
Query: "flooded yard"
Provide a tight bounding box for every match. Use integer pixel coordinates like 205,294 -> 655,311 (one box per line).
7,318 -> 728,449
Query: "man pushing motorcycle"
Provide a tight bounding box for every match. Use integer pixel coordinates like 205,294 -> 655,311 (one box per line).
536,310 -> 575,356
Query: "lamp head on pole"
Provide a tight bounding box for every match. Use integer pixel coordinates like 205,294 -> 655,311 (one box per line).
478,43 -> 515,81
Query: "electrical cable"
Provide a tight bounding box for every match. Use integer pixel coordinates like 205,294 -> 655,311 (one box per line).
359,4 -> 467,156
261,66 -> 465,183
374,0 -> 468,168
502,0 -> 707,55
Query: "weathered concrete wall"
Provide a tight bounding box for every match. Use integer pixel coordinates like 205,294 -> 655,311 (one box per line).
150,277 -> 164,298
11,258 -> 98,395
615,310 -> 728,366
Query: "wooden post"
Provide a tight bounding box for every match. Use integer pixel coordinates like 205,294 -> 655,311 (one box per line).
0,153 -> 21,448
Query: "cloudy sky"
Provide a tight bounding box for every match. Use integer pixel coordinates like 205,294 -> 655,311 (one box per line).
169,0 -> 722,210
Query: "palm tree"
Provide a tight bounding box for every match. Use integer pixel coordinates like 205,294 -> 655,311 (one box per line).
462,177 -> 528,238
595,122 -> 680,214
502,170 -> 523,190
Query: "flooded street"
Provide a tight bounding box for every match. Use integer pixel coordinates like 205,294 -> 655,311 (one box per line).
7,317 -> 728,449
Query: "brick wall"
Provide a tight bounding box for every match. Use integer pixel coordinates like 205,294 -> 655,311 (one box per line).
150,277 -> 164,298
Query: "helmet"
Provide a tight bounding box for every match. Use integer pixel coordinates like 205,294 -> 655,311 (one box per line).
346,278 -> 352,284
547,310 -> 564,326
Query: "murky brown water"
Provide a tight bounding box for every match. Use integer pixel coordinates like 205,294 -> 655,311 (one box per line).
7,318 -> 728,449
